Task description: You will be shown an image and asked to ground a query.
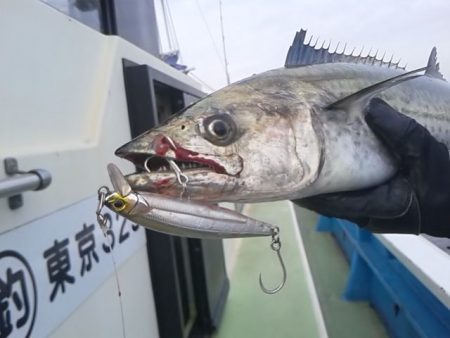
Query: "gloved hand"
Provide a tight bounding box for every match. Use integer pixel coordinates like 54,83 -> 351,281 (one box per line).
293,98 -> 450,238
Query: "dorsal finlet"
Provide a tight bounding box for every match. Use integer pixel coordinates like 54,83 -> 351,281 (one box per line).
425,47 -> 445,80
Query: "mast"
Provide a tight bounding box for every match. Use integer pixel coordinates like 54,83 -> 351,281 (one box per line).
219,0 -> 231,85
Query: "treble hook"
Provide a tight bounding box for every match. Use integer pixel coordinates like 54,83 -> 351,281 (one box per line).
259,227 -> 287,294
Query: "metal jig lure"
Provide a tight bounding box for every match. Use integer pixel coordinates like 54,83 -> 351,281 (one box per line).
96,163 -> 287,294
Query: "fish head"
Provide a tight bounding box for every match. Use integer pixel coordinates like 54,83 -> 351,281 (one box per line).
116,71 -> 324,202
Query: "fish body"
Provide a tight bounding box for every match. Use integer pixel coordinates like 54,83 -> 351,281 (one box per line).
116,62 -> 450,203
115,29 -> 450,204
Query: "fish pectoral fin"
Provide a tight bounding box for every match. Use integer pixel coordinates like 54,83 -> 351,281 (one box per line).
325,66 -> 426,112
425,47 -> 445,81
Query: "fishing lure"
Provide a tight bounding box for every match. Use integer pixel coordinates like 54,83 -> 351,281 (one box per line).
96,163 -> 287,294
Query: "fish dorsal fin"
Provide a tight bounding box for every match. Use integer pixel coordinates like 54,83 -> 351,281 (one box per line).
285,29 -> 404,70
425,47 -> 445,80
326,67 -> 426,111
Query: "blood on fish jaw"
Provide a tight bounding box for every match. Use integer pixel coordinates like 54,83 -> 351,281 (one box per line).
151,134 -> 228,174
153,134 -> 184,157
153,177 -> 174,188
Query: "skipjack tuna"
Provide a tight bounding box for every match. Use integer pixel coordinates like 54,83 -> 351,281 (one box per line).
114,29 -> 450,205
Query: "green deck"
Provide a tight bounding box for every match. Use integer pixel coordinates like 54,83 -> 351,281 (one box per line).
214,201 -> 388,338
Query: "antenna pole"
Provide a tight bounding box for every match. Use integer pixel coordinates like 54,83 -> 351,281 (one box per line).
161,0 -> 173,51
219,0 -> 231,85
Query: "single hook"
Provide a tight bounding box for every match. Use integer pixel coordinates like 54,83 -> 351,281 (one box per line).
168,159 -> 190,199
259,227 -> 287,294
144,156 -> 153,173
168,160 -> 189,186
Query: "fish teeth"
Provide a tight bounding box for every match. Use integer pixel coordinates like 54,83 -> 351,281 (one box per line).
167,162 -> 206,170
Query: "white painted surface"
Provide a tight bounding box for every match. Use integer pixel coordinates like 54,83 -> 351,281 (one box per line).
289,203 -> 329,338
377,234 -> 450,309
49,246 -> 158,338
0,195 -> 147,338
222,236 -> 242,278
0,0 -> 202,337
220,203 -> 243,278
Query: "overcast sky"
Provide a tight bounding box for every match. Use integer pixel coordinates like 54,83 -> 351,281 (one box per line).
156,0 -> 450,92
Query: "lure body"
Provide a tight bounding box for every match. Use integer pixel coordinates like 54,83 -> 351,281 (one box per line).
103,164 -> 273,238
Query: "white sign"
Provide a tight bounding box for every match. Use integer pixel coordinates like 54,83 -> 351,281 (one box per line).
0,195 -> 146,338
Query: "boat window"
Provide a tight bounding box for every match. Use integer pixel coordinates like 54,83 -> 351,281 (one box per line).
41,0 -> 102,32
40,0 -> 160,55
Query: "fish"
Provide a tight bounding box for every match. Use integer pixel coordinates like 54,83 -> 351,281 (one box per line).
103,163 -> 274,238
114,30 -> 450,204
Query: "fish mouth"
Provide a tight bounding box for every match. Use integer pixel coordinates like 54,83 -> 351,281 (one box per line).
115,134 -> 243,178
121,153 -> 220,174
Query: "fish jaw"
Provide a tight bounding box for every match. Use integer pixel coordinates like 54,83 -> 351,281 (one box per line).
124,170 -> 241,201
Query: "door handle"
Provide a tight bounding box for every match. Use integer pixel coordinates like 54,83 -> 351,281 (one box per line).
1,158 -> 52,209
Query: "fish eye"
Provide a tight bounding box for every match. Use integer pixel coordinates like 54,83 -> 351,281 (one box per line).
208,120 -> 229,139
202,114 -> 236,146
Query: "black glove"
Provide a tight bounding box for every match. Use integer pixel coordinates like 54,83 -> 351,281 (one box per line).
293,98 -> 450,238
